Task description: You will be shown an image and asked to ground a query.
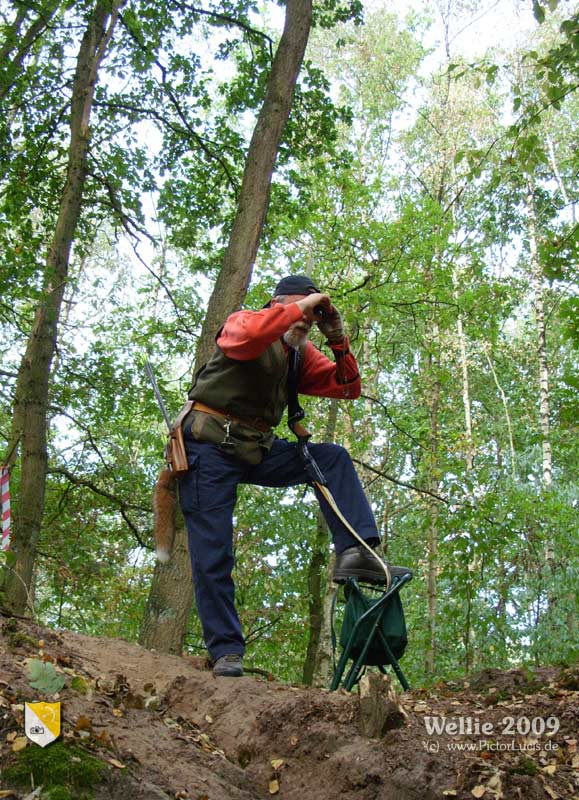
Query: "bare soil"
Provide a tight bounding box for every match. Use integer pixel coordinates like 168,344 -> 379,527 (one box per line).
1,613 -> 578,800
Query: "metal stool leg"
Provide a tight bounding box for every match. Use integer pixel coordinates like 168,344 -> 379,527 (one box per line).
330,575 -> 412,692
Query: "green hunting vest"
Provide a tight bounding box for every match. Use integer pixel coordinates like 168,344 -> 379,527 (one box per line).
185,337 -> 297,465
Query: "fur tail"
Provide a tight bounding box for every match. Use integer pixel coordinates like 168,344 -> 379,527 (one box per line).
153,468 -> 177,562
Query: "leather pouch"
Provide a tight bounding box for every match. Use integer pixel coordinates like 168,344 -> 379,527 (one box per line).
164,401 -> 193,475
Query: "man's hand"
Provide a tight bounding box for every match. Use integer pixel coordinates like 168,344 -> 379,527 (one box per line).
295,293 -> 331,321
316,305 -> 344,343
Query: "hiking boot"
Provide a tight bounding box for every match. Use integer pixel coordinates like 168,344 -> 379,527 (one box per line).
333,544 -> 412,585
213,654 -> 243,677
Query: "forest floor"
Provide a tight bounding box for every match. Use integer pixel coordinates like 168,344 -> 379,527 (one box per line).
1,614 -> 578,800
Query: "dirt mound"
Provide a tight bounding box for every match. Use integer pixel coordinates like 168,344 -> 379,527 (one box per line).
1,613 -> 578,800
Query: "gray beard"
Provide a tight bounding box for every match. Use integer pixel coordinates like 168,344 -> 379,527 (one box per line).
283,329 -> 308,349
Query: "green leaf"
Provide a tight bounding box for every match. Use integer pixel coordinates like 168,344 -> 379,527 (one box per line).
532,1 -> 546,23
1,549 -> 17,567
486,65 -> 499,84
27,659 -> 66,694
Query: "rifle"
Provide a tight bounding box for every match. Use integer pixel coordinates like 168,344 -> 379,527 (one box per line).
144,359 -> 190,475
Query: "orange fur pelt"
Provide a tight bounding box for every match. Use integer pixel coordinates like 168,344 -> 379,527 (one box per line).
153,467 -> 177,562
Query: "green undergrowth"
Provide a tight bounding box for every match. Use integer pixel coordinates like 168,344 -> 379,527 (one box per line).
2,741 -> 107,799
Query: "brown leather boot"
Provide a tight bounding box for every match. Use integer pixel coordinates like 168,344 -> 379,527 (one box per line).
333,545 -> 412,584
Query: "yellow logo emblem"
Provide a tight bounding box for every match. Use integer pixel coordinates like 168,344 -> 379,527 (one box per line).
25,702 -> 60,747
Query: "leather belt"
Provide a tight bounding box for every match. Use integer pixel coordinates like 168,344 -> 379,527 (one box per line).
191,400 -> 272,434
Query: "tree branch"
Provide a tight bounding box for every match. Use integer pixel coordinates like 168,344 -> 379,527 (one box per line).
171,0 -> 274,58
48,465 -> 151,549
117,12 -> 240,194
352,457 -> 448,503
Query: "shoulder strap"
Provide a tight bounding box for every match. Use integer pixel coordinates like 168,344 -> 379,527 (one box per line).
287,347 -> 305,432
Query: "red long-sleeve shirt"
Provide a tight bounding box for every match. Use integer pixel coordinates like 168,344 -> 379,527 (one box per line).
216,303 -> 361,399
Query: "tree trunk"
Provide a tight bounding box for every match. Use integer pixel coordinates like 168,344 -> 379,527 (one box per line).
483,344 -> 517,480
424,345 -> 441,678
139,525 -> 192,654
456,313 -> 474,472
546,134 -> 575,225
526,182 -> 557,638
2,0 -> 124,616
195,0 -> 313,367
526,186 -> 553,491
302,399 -> 338,685
310,550 -> 337,687
0,1 -> 62,101
140,0 -> 313,653
455,309 -> 476,672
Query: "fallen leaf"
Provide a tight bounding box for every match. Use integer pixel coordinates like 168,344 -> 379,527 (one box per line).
471,787 -> 486,799
205,715 -> 213,723
543,784 -> 559,799
487,773 -> 501,789
289,735 -> 298,746
112,708 -> 123,717
442,791 -> 457,797
145,696 -> 160,711
271,758 -> 285,770
12,736 -> 28,753
106,757 -> 126,769
6,732 -> 17,743
93,730 -> 111,747
413,702 -> 427,712
269,779 -> 279,795
74,716 -> 92,731
544,765 -> 557,776
571,754 -> 579,768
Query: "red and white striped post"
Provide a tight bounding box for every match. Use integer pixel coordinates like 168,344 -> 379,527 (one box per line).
1,465 -> 10,551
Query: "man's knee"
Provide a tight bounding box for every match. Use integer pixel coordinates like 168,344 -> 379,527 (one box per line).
312,442 -> 352,467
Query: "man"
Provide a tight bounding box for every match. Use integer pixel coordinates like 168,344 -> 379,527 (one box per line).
178,275 -> 406,677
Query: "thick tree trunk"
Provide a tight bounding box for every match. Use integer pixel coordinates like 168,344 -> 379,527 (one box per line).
2,0 -> 123,615
302,400 -> 338,685
194,0 -> 313,367
139,525 -> 192,654
141,0 -> 313,653
311,550 -> 337,688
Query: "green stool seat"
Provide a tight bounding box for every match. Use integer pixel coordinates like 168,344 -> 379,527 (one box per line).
330,572 -> 412,692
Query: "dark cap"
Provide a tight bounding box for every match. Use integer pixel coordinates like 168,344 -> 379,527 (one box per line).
273,275 -> 320,296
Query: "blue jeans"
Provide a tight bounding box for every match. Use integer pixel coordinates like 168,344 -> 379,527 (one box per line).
178,435 -> 379,661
